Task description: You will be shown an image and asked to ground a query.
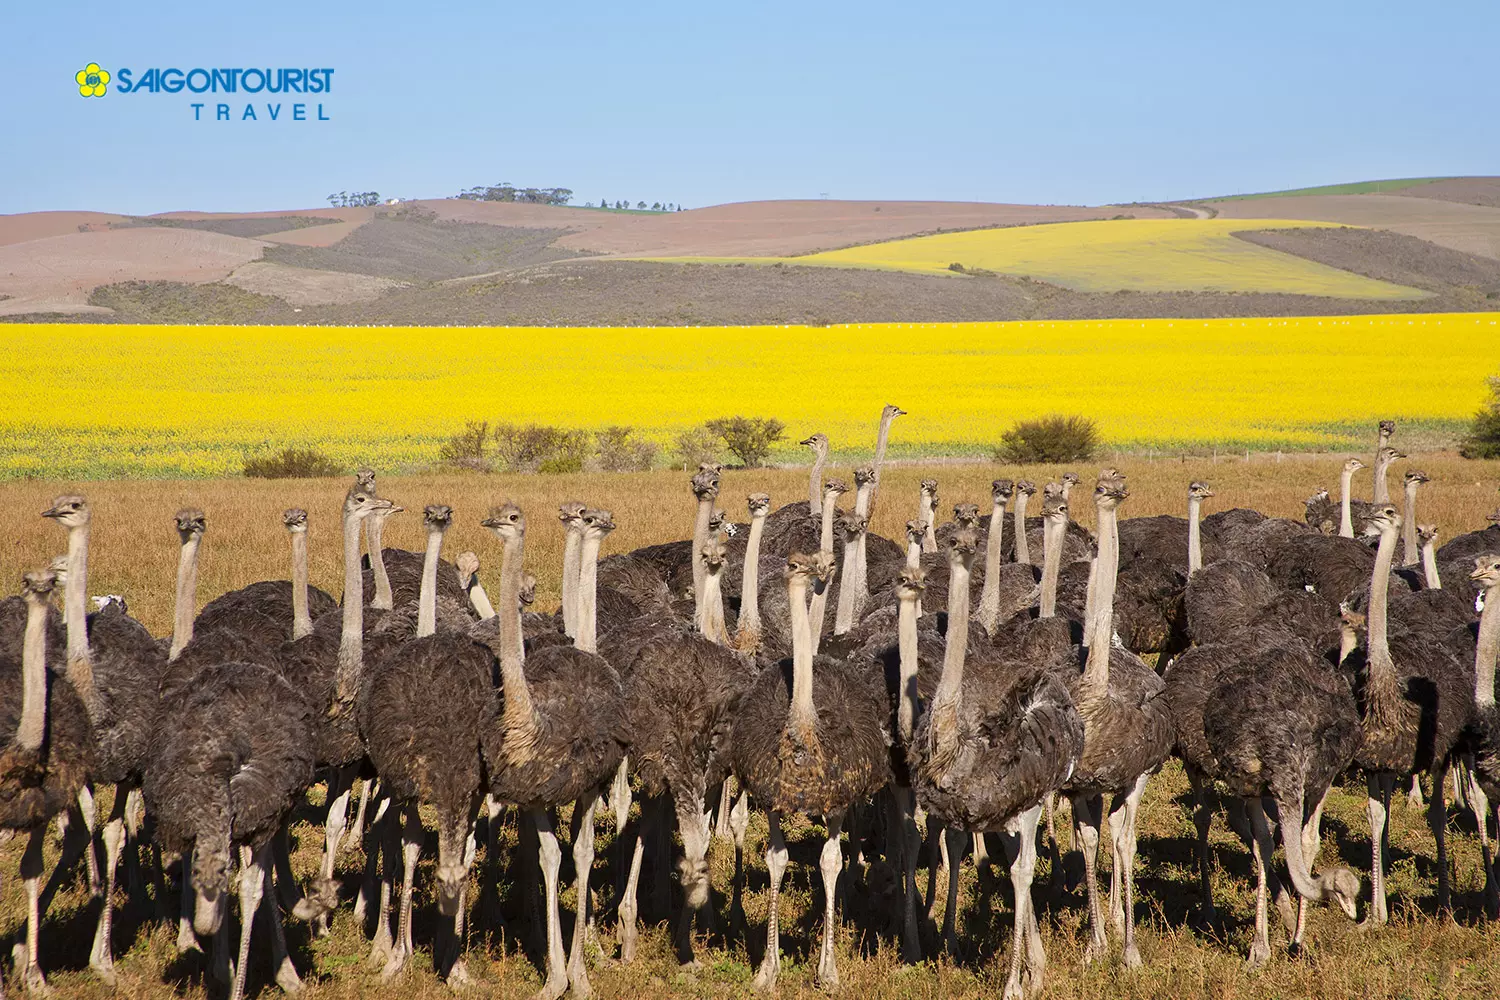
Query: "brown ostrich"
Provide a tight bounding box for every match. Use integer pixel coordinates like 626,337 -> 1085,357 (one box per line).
911,529 -> 1082,999
1461,554 -> 1500,914
480,503 -> 628,1000
804,432 -> 830,517
730,552 -> 890,991
733,493 -> 771,654
1349,505 -> 1472,922
1401,470 -> 1430,567
559,500 -> 587,638
1371,444 -> 1405,506
0,569 -> 94,995
919,479 -> 941,553
1013,480 -> 1037,565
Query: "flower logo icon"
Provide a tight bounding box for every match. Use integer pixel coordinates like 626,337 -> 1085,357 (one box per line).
75,63 -> 110,98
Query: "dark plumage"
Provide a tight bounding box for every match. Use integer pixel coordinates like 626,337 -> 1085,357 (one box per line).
1267,533 -> 1376,602
192,580 -> 337,650
1118,514 -> 1219,575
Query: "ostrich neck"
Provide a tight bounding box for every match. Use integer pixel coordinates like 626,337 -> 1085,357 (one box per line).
853,531 -> 870,616
739,514 -> 765,637
62,523 -> 95,714
698,567 -> 729,645
290,531 -> 312,640
417,526 -> 445,638
1339,625 -> 1359,665
809,451 -> 826,516
169,534 -> 201,660
336,513 -> 365,702
18,595 -> 49,752
561,528 -> 582,638
1366,525 -> 1399,678
1187,496 -> 1203,576
1475,582 -> 1500,708
931,557 -> 972,761
1082,556 -> 1099,649
787,576 -> 817,735
1373,460 -> 1391,504
576,534 -> 603,654
918,494 -> 937,553
495,531 -> 534,722
1013,495 -> 1030,564
1421,543 -> 1440,589
1402,482 -> 1419,566
691,496 -> 714,600
1082,505 -> 1118,690
819,494 -> 838,552
1040,517 -> 1064,618
1339,470 -> 1355,539
905,537 -> 922,569
978,500 -> 1008,628
368,515 -> 393,610
897,594 -> 919,743
871,414 -> 894,507
467,577 -> 497,619
834,533 -> 862,635
854,481 -> 873,518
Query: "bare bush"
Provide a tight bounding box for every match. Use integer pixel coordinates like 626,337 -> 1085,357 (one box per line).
493,423 -> 592,473
594,426 -> 658,472
706,416 -> 785,468
243,447 -> 341,479
994,415 -> 1098,464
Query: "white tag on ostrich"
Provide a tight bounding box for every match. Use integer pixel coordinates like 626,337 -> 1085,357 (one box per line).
92,595 -> 125,610
723,522 -> 738,537
1479,591 -> 1488,614
1304,584 -> 1316,593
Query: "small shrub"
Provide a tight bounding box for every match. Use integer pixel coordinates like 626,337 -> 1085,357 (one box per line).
594,425 -> 658,472
948,262 -> 966,273
674,426 -> 722,470
244,447 -> 341,479
1460,375 -> 1500,459
440,420 -> 493,471
706,416 -> 786,468
994,415 -> 1098,464
493,423 -> 591,473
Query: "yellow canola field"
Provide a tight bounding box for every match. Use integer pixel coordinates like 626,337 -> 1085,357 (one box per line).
661,219 -> 1426,298
0,313 -> 1491,478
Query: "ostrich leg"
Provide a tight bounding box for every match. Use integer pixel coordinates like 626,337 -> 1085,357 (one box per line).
365,806 -> 399,968
815,811 -> 847,990
1187,768 -> 1217,923
617,819 -> 648,964
1245,807 -> 1272,970
727,792 -> 751,943
177,850 -> 202,953
567,798 -> 598,998
1291,790 -> 1329,952
228,845 -> 268,1000
533,811 -> 569,1000
89,789 -> 129,983
712,779 -> 734,842
941,826 -> 966,955
261,865 -> 304,993
894,786 -> 922,963
1427,763 -> 1452,913
315,764 -> 358,936
381,805 -> 422,980
1364,775 -> 1392,926
1117,773 -> 1149,968
675,793 -> 713,966
78,785 -> 102,895
751,812 -> 789,992
1001,803 -> 1045,1000
15,829 -> 51,994
1072,793 -> 1108,965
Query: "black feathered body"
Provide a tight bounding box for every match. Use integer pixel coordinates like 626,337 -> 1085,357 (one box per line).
1066,649 -> 1172,796
0,649 -> 94,831
86,602 -> 168,784
1349,633 -> 1472,777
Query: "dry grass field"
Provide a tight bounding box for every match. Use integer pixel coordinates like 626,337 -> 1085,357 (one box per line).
3,455 -> 1500,1000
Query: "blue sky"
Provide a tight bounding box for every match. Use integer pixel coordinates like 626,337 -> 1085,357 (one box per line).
1,1 -> 1495,214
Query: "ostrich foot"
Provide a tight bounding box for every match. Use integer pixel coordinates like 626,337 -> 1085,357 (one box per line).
1081,935 -> 1107,967
275,957 -> 304,994
366,923 -> 394,969
531,973 -> 568,1000
379,947 -> 409,983
1246,937 -> 1271,971
815,960 -> 839,992
1121,942 -> 1142,969
447,956 -> 474,991
88,953 -> 116,988
752,955 -> 780,993
13,943 -> 53,997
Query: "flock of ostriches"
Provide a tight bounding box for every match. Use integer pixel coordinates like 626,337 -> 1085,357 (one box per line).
1,409 -> 1498,1000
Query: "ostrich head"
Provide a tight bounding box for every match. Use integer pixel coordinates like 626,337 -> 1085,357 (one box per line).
952,503 -> 981,528
1488,509 -> 1500,524
824,478 -> 850,501
1095,468 -> 1125,490
1043,482 -> 1065,501
282,508 -> 309,533
354,467 -> 377,491
920,479 -> 940,501
1342,458 -> 1366,475
423,505 -> 454,532
853,464 -> 876,489
700,535 -> 727,575
1014,479 -> 1037,498
582,507 -> 616,541
1337,601 -> 1366,632
835,512 -> 868,543
1059,472 -> 1081,499
691,468 -> 720,501
992,479 -> 1014,503
1378,419 -> 1396,438
47,555 -> 68,587
41,494 -> 89,528
1095,479 -> 1129,508
1471,554 -> 1500,590
345,486 -> 395,522
455,551 -> 480,589
1366,504 -> 1401,533
557,500 -> 586,528
173,508 -> 206,542
708,509 -> 727,535
1322,867 -> 1362,920
747,492 -> 771,517
22,568 -> 57,601
1041,493 -> 1069,522
1404,469 -> 1429,486
481,502 -> 525,541
1188,481 -> 1214,501
896,565 -> 927,600
519,573 -> 538,608
946,527 -> 978,568
799,432 -> 829,456
905,519 -> 928,546
1415,524 -> 1438,547
1377,446 -> 1405,464
882,403 -> 907,421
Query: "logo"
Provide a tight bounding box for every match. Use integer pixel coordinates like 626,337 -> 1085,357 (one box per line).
75,63 -> 110,98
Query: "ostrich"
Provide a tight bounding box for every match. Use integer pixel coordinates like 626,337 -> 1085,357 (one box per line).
910,528 -> 1083,999
850,465 -> 877,618
869,402 -> 906,505
0,569 -> 94,995
1338,458 -> 1367,539
1115,481 -> 1216,577
1371,445 -> 1405,507
1401,470 -> 1430,567
803,433 -> 830,517
919,479 -> 940,553
479,503 -> 627,1000
1203,635 -> 1362,966
359,504 -> 495,985
1349,505 -> 1471,922
456,551 -> 496,620
559,500 -> 587,638
1063,477 -> 1172,968
978,481 -> 1044,634
1013,480 -> 1037,565
364,501 -> 403,611
733,493 -> 771,653
808,479 -> 850,648
1461,553 -> 1500,912
43,494 -> 170,984
274,486 -> 397,936
1418,525 -> 1442,589
730,552 -> 890,991
143,657 -> 320,1000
